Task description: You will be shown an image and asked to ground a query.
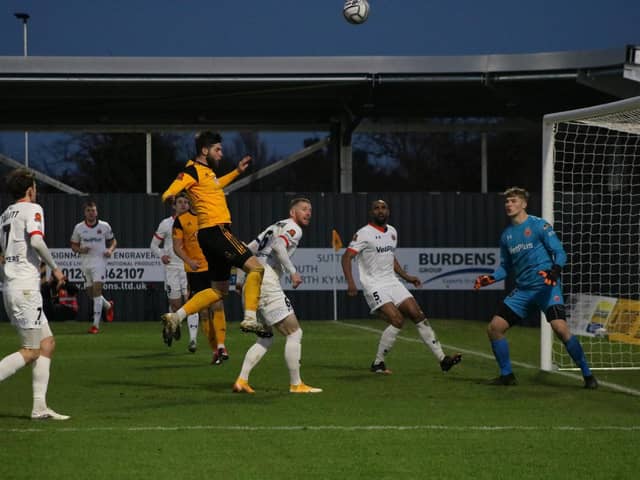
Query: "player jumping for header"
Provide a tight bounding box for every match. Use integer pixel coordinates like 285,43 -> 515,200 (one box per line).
161,132 -> 266,338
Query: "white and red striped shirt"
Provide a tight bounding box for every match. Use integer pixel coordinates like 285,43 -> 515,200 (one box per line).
70,219 -> 114,267
0,201 -> 46,290
250,218 -> 302,278
150,216 -> 183,269
347,223 -> 399,291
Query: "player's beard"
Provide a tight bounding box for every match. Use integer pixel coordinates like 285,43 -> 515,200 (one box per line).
372,215 -> 387,226
203,150 -> 220,168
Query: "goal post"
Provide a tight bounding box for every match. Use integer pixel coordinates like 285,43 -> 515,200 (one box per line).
541,96 -> 640,372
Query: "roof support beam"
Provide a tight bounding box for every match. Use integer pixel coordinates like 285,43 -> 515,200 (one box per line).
0,153 -> 85,194
224,137 -> 330,193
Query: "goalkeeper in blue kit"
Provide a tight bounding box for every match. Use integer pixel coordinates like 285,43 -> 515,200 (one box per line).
475,187 -> 597,389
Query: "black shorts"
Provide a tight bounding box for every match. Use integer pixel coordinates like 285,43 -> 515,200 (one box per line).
496,300 -> 522,326
187,271 -> 211,296
197,225 -> 252,282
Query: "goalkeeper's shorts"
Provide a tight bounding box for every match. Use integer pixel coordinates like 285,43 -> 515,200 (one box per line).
504,284 -> 564,320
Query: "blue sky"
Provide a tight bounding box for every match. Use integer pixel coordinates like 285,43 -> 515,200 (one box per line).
1,0 -> 639,166
1,0 -> 638,57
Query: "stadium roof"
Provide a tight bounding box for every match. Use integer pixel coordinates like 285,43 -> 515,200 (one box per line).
0,47 -> 639,132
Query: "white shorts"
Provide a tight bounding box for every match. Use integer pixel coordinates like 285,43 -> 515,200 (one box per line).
165,266 -> 188,300
3,288 -> 49,330
363,280 -> 413,313
18,323 -> 54,349
256,265 -> 294,326
82,261 -> 107,287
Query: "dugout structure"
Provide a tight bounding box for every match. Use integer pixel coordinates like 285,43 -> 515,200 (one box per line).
542,96 -> 640,371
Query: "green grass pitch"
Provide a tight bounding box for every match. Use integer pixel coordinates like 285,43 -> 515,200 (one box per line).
0,319 -> 638,480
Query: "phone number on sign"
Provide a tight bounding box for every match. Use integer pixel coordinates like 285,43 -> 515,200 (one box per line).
62,267 -> 145,282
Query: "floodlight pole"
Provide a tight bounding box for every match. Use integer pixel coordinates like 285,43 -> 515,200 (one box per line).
14,12 -> 30,168
481,132 -> 488,193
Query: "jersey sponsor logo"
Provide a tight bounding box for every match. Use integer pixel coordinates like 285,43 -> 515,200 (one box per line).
524,228 -> 532,237
34,212 -> 42,222
81,236 -> 105,243
509,242 -> 534,254
375,245 -> 395,253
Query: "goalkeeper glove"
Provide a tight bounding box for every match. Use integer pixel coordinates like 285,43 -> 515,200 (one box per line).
474,275 -> 495,290
538,264 -> 561,286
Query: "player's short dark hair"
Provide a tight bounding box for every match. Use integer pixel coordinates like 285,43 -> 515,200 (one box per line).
502,187 -> 530,201
5,168 -> 36,200
83,199 -> 97,209
195,131 -> 222,154
289,197 -> 311,209
174,191 -> 190,206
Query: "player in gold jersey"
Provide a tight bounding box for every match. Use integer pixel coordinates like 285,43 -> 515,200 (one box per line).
161,132 -> 266,337
172,196 -> 229,364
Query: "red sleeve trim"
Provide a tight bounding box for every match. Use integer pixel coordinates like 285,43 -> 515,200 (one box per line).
154,233 -> 164,241
29,230 -> 44,237
347,247 -> 359,255
278,234 -> 290,247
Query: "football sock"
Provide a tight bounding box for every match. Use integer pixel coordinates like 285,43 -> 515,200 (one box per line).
243,310 -> 257,323
201,316 -> 217,351
32,355 -> 51,412
243,265 -> 265,313
375,325 -> 401,363
239,336 -> 273,380
100,296 -> 110,310
285,328 -> 303,385
93,297 -> 103,327
490,338 -> 513,376
0,352 -> 26,381
181,288 -> 222,317
187,314 -> 199,342
415,319 -> 445,361
213,308 -> 226,346
564,335 -> 593,377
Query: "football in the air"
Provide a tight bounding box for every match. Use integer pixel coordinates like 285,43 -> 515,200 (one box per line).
343,0 -> 370,25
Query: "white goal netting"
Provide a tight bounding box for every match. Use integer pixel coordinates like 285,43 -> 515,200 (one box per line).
542,96 -> 640,371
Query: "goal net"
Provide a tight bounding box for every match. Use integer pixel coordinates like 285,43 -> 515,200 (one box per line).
541,96 -> 640,371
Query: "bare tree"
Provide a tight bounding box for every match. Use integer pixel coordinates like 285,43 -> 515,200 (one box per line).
39,133 -> 187,193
